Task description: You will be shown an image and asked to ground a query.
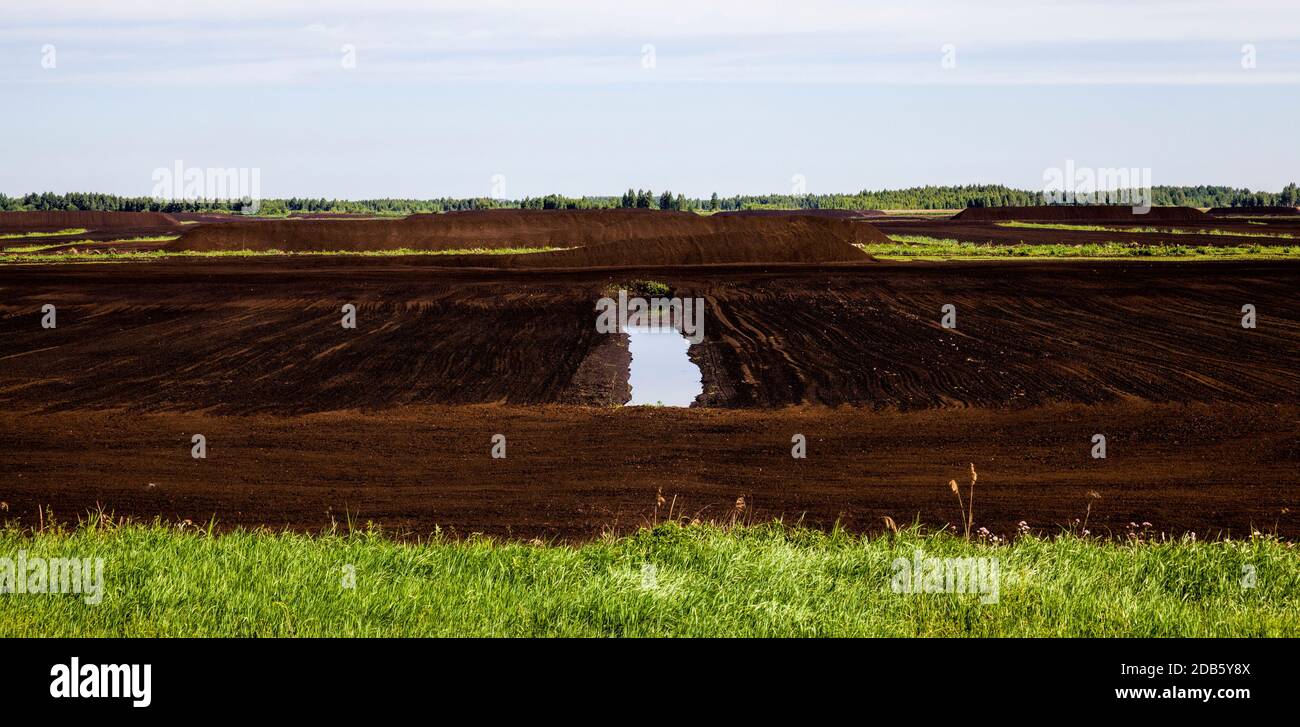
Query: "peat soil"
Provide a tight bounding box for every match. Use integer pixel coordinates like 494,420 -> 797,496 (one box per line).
1,258 -> 1297,540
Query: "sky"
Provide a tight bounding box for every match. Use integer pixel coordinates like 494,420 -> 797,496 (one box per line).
2,0 -> 1298,199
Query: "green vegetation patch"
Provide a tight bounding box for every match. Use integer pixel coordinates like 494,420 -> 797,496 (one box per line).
0,228 -> 88,240
865,235 -> 1300,260
995,221 -> 1299,239
0,520 -> 1294,637
0,246 -> 566,265
605,279 -> 672,297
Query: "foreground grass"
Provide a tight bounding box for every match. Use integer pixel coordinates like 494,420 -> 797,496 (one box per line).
865,235 -> 1300,260
0,246 -> 567,264
996,221 -> 1300,239
1,521 -> 1294,637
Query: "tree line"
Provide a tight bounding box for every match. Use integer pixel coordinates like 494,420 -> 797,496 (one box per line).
2,184 -> 1296,215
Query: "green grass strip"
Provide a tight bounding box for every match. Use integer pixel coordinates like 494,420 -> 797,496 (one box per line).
0,228 -> 88,240
864,235 -> 1300,260
0,246 -> 566,264
0,521 -> 1295,637
995,221 -> 1299,239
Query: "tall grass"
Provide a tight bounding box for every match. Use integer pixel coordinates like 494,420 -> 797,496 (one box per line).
0,518 -> 1294,637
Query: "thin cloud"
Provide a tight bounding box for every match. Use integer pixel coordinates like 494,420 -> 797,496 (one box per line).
2,0 -> 1297,85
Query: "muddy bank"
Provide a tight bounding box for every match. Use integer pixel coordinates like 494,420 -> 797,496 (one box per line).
165,208 -> 891,255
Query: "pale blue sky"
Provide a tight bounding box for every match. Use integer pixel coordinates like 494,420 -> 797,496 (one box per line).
3,1 -> 1298,198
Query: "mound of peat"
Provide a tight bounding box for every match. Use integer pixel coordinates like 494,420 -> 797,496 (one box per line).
491,223 -> 878,269
165,209 -> 722,252
955,206 -> 1206,223
165,208 -> 892,262
0,210 -> 179,232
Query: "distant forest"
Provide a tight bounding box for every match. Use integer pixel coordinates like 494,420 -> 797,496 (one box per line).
2,184 -> 1297,215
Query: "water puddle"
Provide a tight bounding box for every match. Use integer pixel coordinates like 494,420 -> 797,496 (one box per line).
626,324 -> 703,407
